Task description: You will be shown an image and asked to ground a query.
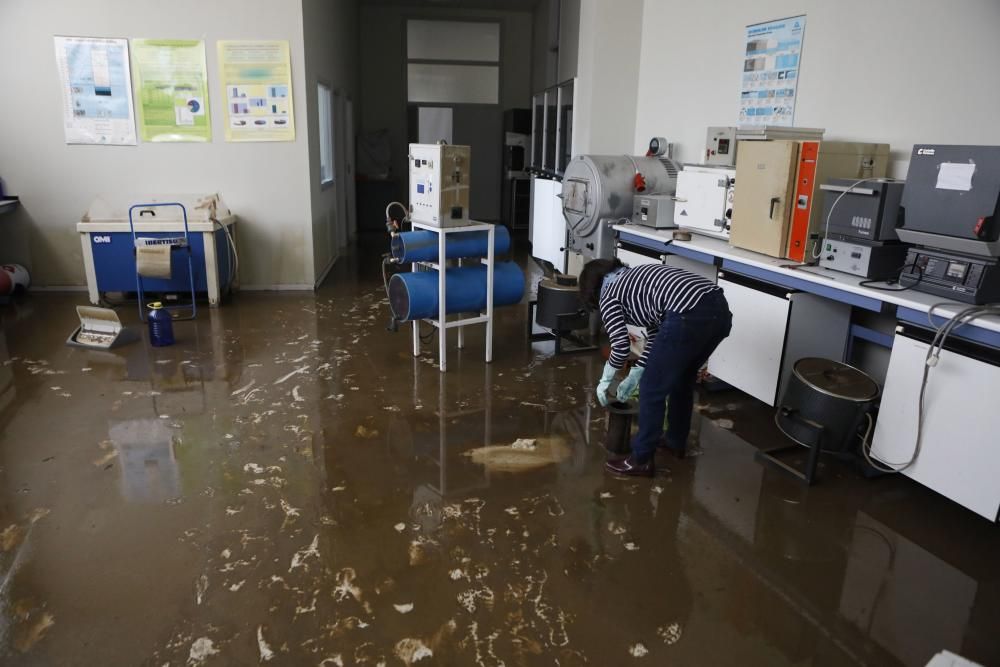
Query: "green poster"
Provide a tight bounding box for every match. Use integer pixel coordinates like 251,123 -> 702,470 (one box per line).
131,39 -> 211,142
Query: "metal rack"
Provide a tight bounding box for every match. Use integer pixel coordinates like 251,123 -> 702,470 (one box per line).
410,220 -> 496,372
128,202 -> 197,321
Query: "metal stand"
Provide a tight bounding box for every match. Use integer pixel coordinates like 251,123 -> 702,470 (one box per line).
756,407 -> 857,485
410,221 -> 495,372
526,301 -> 599,354
129,202 -> 197,322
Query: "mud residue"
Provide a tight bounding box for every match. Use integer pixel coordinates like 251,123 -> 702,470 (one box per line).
463,436 -> 571,472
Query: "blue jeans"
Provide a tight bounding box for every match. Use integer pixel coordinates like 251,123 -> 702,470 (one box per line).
630,291 -> 732,463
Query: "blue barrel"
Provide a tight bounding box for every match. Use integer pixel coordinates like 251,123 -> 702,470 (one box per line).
389,262 -> 525,322
391,226 -> 511,263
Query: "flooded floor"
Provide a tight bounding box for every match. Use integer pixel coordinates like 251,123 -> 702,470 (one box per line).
0,245 -> 998,666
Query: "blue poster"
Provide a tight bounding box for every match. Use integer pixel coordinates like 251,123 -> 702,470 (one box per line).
738,16 -> 806,126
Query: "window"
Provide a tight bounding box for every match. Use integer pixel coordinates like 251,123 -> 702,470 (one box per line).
406,20 -> 500,105
318,83 -> 333,185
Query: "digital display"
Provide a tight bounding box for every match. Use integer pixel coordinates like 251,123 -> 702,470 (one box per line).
946,261 -> 967,280
718,138 -> 730,154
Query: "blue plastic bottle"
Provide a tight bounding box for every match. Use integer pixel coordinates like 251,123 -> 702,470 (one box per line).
148,302 -> 175,346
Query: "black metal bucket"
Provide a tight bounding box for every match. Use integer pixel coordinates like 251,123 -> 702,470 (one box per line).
605,400 -> 639,455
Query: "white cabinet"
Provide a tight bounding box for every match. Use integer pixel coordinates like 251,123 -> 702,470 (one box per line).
872,330 -> 1000,521
529,178 -> 566,272
709,274 -> 851,406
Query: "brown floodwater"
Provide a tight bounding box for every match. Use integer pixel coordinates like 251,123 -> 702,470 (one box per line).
0,244 -> 997,666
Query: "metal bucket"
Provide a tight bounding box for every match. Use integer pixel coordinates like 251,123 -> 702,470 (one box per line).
605,400 -> 639,455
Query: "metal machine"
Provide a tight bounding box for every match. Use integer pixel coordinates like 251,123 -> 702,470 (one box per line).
77,193 -> 237,310
730,140 -> 890,261
562,153 -> 680,260
818,179 -> 910,279
897,145 -> 1000,304
673,165 -> 736,240
631,194 -> 676,229
408,143 -> 471,227
706,127 -> 738,166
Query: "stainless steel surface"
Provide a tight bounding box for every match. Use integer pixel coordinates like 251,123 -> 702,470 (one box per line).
791,357 -> 879,402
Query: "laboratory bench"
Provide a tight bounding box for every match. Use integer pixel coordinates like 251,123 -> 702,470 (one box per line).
613,223 -> 1000,522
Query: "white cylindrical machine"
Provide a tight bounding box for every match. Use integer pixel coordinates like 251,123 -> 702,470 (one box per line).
562,155 -> 679,260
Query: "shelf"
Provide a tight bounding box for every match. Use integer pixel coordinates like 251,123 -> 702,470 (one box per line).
0,197 -> 19,216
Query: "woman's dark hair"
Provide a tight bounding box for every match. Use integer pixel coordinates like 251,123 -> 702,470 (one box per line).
578,258 -> 623,311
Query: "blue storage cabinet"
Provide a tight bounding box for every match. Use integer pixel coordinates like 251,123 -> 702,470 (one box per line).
77,195 -> 236,307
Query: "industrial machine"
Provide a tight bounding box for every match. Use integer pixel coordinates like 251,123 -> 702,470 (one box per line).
562,153 -> 680,260
77,193 -> 237,309
408,143 -> 471,227
631,194 -> 676,229
787,141 -> 890,262
818,179 -> 910,279
765,357 -> 880,485
730,140 -> 890,261
673,165 -> 736,240
385,146 -> 526,370
898,145 -> 1000,304
527,274 -> 596,354
729,140 -> 799,257
706,127 -> 738,166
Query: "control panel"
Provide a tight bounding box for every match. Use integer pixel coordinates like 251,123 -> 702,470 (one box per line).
408,143 -> 471,226
705,126 -> 738,166
901,247 -> 1000,304
819,238 -> 908,280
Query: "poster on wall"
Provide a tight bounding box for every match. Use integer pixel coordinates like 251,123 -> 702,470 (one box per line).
738,16 -> 806,126
218,40 -> 295,142
131,39 -> 211,142
53,36 -> 137,145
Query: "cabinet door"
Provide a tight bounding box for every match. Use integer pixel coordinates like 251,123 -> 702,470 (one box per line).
730,140 -> 798,257
872,334 -> 1000,521
708,277 -> 791,406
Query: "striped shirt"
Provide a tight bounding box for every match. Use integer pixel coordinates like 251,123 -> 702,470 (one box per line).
600,264 -> 721,368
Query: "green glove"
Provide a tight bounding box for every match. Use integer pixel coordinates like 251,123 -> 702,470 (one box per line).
616,366 -> 644,402
596,362 -> 617,407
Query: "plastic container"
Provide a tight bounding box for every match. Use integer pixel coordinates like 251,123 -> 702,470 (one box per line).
391,225 -> 511,263
147,302 -> 175,347
388,261 -> 525,322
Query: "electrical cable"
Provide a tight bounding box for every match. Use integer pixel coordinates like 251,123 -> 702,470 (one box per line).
212,217 -> 240,290
385,201 -> 408,233
859,302 -> 1000,473
811,177 -> 902,261
858,262 -> 922,292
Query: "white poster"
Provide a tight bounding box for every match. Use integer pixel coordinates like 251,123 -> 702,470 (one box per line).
53,36 -> 137,145
738,16 -> 806,126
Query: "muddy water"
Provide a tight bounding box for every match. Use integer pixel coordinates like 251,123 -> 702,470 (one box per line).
0,250 -> 998,666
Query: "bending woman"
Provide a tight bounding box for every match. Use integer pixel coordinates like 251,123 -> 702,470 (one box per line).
579,259 -> 733,477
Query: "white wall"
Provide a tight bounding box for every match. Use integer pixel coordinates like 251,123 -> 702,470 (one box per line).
572,0 -> 643,155
302,0 -> 360,286
634,0 -> 1000,175
0,0 -> 315,289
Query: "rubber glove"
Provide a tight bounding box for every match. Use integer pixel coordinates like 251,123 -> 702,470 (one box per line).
596,362 -> 617,407
616,366 -> 644,402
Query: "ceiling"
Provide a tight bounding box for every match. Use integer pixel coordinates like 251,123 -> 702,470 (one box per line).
360,0 -> 543,11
